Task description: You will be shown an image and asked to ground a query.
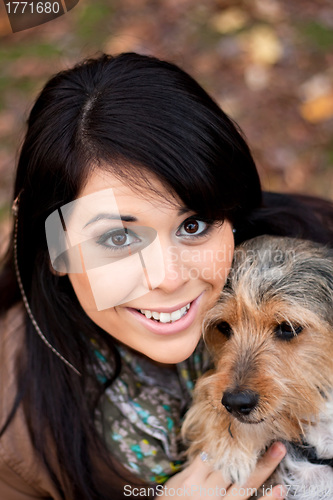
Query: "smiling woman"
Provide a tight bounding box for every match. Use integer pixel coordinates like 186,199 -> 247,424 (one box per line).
0,53 -> 332,500
61,170 -> 235,364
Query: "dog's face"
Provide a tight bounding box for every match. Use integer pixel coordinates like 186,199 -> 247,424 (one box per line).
201,236 -> 333,442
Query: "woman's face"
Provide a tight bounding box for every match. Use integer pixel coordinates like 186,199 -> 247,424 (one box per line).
66,169 -> 235,364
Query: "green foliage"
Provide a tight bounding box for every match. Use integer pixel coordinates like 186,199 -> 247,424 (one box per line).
0,42 -> 62,62
299,21 -> 333,51
77,2 -> 113,43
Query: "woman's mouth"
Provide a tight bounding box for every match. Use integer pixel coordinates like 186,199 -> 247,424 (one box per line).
125,293 -> 204,335
138,303 -> 191,323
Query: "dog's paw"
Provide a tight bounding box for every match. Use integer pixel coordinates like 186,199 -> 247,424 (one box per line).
213,449 -> 257,486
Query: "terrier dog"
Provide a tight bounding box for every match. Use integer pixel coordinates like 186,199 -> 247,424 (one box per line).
182,235 -> 333,499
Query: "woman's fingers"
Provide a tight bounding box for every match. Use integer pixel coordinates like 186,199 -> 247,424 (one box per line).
161,454 -> 232,498
174,454 -> 232,487
181,455 -> 212,483
162,442 -> 287,499
245,442 -> 286,489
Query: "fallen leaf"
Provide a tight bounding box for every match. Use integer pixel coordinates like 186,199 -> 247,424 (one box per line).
240,25 -> 283,65
210,8 -> 248,34
300,92 -> 333,123
299,72 -> 332,101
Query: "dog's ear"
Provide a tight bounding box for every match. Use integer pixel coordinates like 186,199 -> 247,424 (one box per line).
300,245 -> 333,325
316,248 -> 333,294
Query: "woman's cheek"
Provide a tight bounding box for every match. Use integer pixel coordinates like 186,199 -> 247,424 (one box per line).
68,272 -> 97,313
183,236 -> 234,289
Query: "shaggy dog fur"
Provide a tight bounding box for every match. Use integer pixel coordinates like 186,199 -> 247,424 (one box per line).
182,236 -> 333,499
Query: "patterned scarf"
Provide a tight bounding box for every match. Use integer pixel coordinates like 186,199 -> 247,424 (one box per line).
93,339 -> 212,484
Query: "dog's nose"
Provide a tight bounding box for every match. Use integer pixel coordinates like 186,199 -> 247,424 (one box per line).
221,390 -> 259,416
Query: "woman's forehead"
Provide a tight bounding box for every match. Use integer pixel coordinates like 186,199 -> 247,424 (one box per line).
77,168 -> 184,215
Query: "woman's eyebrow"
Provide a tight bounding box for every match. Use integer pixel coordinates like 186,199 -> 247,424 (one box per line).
82,207 -> 191,228
83,213 -> 137,228
177,206 -> 192,216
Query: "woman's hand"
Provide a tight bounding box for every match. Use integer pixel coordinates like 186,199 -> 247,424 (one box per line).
159,442 -> 287,499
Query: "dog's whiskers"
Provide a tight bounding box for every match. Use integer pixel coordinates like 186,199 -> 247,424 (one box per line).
208,399 -> 220,411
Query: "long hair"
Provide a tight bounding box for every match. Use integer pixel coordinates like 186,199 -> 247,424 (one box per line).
0,52 -> 332,500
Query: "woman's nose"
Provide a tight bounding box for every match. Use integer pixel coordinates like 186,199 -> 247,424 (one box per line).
156,243 -> 190,293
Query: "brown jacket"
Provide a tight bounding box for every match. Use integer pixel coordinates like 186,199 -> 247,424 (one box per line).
0,305 -> 63,499
0,306 -> 148,500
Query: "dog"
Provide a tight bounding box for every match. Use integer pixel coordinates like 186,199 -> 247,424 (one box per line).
182,235 -> 333,499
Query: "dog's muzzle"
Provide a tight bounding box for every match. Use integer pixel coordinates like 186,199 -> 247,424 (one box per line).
222,389 -> 259,418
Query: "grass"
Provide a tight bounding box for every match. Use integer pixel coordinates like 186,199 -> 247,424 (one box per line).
298,21 -> 333,51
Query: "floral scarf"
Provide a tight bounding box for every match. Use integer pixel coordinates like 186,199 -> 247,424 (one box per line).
93,339 -> 212,484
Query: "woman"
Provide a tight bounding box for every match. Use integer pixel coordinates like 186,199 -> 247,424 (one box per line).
0,52 -> 332,500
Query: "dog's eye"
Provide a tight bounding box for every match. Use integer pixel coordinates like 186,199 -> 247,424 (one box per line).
216,321 -> 232,338
275,322 -> 303,341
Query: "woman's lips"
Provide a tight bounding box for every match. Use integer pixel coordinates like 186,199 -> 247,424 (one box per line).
125,292 -> 204,335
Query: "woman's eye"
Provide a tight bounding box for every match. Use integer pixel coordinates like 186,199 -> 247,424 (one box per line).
97,228 -> 140,250
176,218 -> 210,238
109,230 -> 128,246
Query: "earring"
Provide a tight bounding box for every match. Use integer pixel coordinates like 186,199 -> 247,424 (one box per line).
232,228 -> 237,234
12,191 -> 81,376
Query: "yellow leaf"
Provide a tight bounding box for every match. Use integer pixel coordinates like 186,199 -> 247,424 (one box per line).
300,92 -> 333,123
210,8 -> 248,34
240,25 -> 283,65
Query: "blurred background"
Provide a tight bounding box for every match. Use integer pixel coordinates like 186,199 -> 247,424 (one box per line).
0,0 -> 333,249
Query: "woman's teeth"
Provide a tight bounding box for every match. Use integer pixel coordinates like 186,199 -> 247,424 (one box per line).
139,303 -> 191,323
